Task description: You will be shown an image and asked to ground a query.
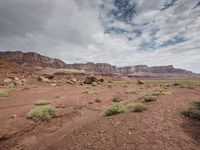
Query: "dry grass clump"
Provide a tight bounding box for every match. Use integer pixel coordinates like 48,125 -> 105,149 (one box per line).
127,103 -> 147,112
151,90 -> 172,96
35,99 -> 50,105
105,103 -> 125,116
82,90 -> 97,95
144,96 -> 157,102
27,105 -> 57,121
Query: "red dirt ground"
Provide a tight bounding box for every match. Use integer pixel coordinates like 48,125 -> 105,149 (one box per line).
0,79 -> 200,150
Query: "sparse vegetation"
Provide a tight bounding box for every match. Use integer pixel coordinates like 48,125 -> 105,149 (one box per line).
112,96 -> 124,102
144,96 -> 157,102
27,105 -> 57,121
35,99 -> 50,105
82,90 -> 97,95
181,102 -> 200,121
105,103 -> 125,116
124,90 -> 137,95
0,92 -> 9,97
127,103 -> 146,112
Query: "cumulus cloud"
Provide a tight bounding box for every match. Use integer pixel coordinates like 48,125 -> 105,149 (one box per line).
0,0 -> 200,72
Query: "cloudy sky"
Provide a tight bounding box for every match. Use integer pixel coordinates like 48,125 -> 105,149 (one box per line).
0,0 -> 200,72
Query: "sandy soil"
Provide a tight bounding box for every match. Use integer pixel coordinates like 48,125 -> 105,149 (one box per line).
0,79 -> 200,150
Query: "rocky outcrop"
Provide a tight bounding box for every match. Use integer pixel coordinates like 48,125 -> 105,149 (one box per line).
118,65 -> 194,76
0,51 -> 66,68
66,62 -> 118,74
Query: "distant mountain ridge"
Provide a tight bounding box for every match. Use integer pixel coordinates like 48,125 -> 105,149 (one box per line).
0,51 -> 196,76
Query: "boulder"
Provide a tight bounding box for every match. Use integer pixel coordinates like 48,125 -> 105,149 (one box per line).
137,79 -> 144,85
3,78 -> 13,84
84,76 -> 98,84
71,78 -> 77,84
37,76 -> 50,83
44,74 -> 54,80
98,78 -> 104,83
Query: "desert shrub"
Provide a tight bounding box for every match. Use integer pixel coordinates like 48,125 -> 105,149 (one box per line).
91,82 -> 97,86
144,96 -> 157,102
127,103 -> 146,112
82,90 -> 97,95
95,98 -> 101,103
108,85 -> 112,89
27,105 -> 57,121
35,99 -> 50,105
151,90 -> 171,96
181,102 -> 200,121
173,82 -> 181,86
0,92 -> 8,97
105,103 -> 125,116
112,96 -> 124,102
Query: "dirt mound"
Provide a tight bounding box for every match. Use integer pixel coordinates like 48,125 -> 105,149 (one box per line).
0,60 -> 33,82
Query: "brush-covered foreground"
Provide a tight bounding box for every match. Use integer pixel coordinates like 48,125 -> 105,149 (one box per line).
0,78 -> 200,150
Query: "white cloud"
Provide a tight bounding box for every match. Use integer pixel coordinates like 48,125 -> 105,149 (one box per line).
0,0 -> 200,72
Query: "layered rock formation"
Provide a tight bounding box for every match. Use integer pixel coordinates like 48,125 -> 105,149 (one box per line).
0,51 -> 195,76
0,51 -> 66,68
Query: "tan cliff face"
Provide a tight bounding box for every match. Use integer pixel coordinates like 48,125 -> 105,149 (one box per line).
0,51 -> 195,76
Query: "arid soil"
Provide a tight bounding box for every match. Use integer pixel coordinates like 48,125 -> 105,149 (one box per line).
0,79 -> 200,150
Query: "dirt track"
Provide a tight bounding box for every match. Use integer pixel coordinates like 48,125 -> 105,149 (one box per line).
0,80 -> 200,150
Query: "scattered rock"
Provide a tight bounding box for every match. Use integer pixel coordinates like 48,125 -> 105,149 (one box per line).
137,79 -> 144,85
97,78 -> 104,83
66,80 -> 75,85
44,74 -> 54,80
11,114 -> 18,118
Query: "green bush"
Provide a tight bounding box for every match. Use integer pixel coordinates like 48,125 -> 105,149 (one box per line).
0,92 -> 8,97
27,105 -> 57,121
35,99 -> 50,105
127,103 -> 146,112
181,102 -> 200,121
112,96 -> 124,102
144,96 -> 157,102
105,103 -> 125,116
